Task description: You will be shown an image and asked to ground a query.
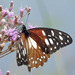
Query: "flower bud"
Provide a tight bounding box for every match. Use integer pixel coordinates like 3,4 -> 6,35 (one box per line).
27,7 -> 31,12
0,43 -> 5,51
9,1 -> 13,11
10,1 -> 13,7
2,9 -> 9,17
6,70 -> 10,75
0,34 -> 2,40
25,6 -> 28,11
0,43 -> 5,48
20,8 -> 24,17
0,5 -> 2,11
1,18 -> 6,25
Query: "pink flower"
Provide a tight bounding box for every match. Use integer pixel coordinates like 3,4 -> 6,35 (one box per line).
20,8 -> 25,17
1,19 -> 6,25
17,19 -> 23,25
29,25 -> 35,29
7,12 -> 14,18
6,27 -> 19,41
2,9 -> 9,17
6,27 -> 15,36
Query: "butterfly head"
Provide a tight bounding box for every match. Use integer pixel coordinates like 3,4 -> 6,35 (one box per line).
22,25 -> 27,33
22,25 -> 29,38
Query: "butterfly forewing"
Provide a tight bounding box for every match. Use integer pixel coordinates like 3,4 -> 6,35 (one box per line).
28,28 -> 72,54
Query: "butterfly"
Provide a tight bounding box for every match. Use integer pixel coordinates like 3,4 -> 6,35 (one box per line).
16,25 -> 72,72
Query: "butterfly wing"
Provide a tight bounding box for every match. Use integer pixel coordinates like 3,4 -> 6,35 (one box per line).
27,36 -> 50,69
16,33 -> 28,66
28,28 -> 72,54
17,27 -> 72,71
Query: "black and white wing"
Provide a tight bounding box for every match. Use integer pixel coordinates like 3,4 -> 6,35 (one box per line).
16,33 -> 28,66
28,28 -> 72,54
16,27 -> 72,72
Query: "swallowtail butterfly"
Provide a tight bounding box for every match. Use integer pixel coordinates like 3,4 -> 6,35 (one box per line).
16,25 -> 72,71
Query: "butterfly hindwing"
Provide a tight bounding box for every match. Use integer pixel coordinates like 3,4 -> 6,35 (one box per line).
27,36 -> 50,68
16,33 -> 28,66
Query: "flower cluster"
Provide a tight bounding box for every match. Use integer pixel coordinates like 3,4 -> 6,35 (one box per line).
0,1 -> 33,74
0,1 -> 31,57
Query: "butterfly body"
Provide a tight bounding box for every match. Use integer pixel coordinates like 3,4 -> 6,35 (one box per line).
16,25 -> 72,72
22,25 -> 29,38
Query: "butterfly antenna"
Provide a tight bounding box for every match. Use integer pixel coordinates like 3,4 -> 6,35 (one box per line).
25,13 -> 30,25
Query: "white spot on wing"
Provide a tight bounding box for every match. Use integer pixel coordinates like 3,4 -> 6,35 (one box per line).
39,59 -> 42,62
19,53 -> 21,59
50,48 -> 52,50
67,36 -> 69,38
45,39 -> 49,45
17,50 -> 19,53
48,35 -> 51,37
67,40 -> 69,43
57,42 -> 59,45
65,42 -> 67,44
37,58 -> 39,60
59,35 -> 63,40
43,56 -> 45,59
39,46 -> 41,49
59,32 -> 62,35
53,38 -> 55,41
31,57 -> 33,60
61,42 -> 63,45
28,38 -> 32,48
23,48 -> 26,56
32,61 -> 35,64
22,58 -> 24,60
45,48 -> 47,51
43,52 -> 45,54
51,30 -> 54,36
35,61 -> 37,64
28,64 -> 31,67
21,39 -> 23,45
49,38 -> 54,44
29,59 -> 31,61
54,46 -> 57,49
29,37 -> 37,49
42,30 -> 46,36
41,56 -> 43,59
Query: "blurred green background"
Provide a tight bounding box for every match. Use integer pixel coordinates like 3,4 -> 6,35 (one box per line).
0,0 -> 75,75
